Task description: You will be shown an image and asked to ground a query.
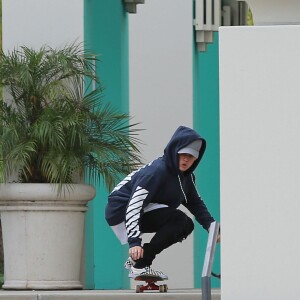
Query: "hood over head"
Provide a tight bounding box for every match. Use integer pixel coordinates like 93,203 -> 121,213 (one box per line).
163,126 -> 206,174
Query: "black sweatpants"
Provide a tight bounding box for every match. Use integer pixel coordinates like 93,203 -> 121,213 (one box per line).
134,207 -> 194,268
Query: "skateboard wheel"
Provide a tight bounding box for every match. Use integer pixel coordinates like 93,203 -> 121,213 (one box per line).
136,285 -> 144,293
159,284 -> 168,292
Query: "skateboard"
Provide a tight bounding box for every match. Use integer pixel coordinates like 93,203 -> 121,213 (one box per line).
134,274 -> 168,293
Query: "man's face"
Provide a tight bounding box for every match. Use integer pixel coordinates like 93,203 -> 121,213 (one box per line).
178,153 -> 197,172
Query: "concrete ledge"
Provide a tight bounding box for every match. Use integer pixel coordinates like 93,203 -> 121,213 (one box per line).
0,289 -> 221,300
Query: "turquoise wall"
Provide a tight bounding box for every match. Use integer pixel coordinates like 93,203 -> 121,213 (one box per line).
193,32 -> 221,288
84,0 -> 130,289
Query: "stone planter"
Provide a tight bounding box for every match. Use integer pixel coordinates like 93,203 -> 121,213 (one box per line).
0,183 -> 95,290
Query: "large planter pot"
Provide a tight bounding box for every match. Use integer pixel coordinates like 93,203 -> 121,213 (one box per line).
0,183 -> 95,290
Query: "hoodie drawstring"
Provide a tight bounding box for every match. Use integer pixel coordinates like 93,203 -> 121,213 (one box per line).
191,175 -> 200,197
178,174 -> 200,203
178,174 -> 187,202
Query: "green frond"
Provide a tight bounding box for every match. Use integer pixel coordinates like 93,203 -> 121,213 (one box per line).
0,43 -> 143,192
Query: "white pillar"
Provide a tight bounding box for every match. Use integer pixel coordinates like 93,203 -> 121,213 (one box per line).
129,0 -> 194,289
220,1 -> 300,298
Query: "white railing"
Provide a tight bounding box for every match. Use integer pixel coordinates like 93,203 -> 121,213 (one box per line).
194,0 -> 248,52
202,221 -> 220,300
194,0 -> 221,52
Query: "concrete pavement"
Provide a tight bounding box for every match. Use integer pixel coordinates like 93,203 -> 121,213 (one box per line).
0,289 -> 221,300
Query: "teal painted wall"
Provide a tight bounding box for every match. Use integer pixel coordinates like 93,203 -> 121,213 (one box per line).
193,32 -> 221,288
84,0 -> 130,289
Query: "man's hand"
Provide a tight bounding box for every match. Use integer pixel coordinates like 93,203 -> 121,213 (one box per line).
216,233 -> 221,243
208,224 -> 221,243
129,246 -> 144,261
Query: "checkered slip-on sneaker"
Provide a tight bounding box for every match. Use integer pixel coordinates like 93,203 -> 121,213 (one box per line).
129,266 -> 168,280
124,256 -> 136,269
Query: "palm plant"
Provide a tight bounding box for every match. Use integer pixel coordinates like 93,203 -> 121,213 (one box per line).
0,43 -> 142,192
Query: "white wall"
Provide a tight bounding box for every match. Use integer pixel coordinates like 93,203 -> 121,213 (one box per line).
220,25 -> 300,300
2,0 -> 83,51
129,0 -> 193,162
129,0 -> 195,288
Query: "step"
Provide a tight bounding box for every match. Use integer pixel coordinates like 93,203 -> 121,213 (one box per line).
0,289 -> 221,300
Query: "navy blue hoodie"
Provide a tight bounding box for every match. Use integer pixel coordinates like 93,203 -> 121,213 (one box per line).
105,126 -> 215,248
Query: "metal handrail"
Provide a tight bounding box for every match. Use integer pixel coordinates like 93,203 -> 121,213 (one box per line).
202,221 -> 220,300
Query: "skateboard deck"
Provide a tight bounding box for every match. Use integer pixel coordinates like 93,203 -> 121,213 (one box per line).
134,274 -> 168,293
